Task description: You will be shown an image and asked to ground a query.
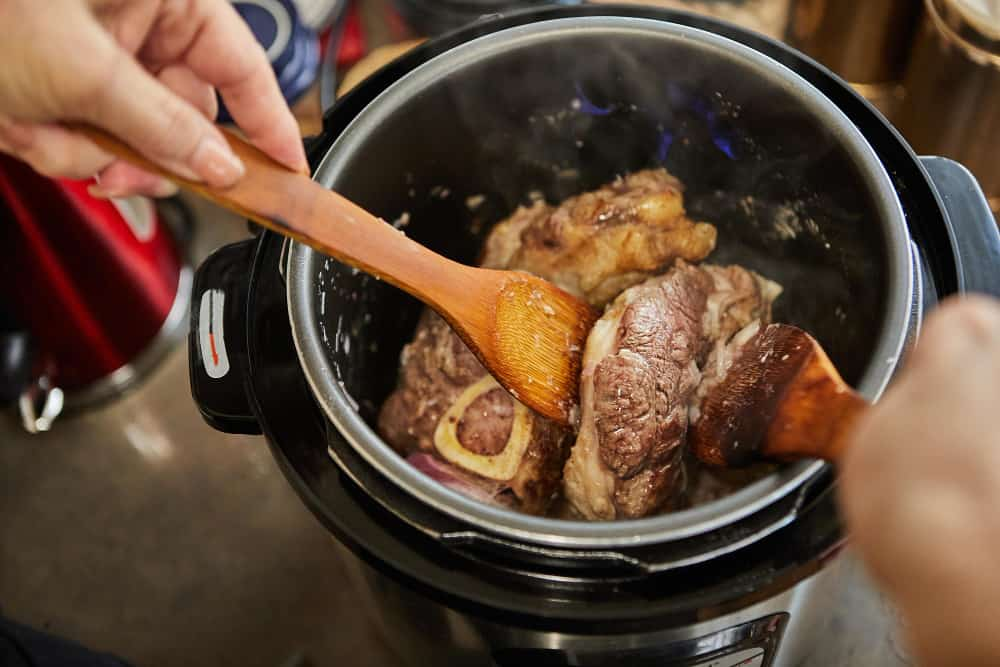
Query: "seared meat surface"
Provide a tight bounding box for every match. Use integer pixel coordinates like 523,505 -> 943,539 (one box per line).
379,168 -> 782,519
482,169 -> 717,306
378,310 -> 571,513
379,169 -> 719,515
563,261 -> 781,520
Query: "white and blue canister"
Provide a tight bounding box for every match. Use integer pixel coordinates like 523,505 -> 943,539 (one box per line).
220,0 -> 320,122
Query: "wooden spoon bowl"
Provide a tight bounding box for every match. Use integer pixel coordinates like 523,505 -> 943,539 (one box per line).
690,323 -> 870,466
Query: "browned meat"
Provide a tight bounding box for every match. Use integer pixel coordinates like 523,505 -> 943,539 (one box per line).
689,320 -> 764,425
563,261 -> 781,520
689,266 -> 783,424
378,310 -> 572,513
481,169 -> 717,306
381,170 -> 722,515
379,310 -> 482,452
479,199 -> 552,269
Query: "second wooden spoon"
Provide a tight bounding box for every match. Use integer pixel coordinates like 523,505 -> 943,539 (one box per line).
690,323 -> 870,466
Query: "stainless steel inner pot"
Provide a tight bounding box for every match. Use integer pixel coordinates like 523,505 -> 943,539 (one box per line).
286,16 -> 913,549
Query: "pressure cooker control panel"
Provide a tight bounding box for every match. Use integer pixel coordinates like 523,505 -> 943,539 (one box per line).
691,648 -> 764,667
669,613 -> 786,667
491,614 -> 787,666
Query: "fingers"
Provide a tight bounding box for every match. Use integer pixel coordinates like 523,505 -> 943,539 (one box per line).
92,64 -> 218,198
912,295 -> 1000,365
0,117 -> 175,198
157,64 -> 218,121
1,57 -> 227,198
144,0 -> 307,173
0,116 -> 114,179
839,294 -> 1000,597
2,0 -> 304,191
91,161 -> 178,198
76,46 -> 245,188
0,1 -> 240,190
840,295 -> 1000,500
1,58 -> 223,198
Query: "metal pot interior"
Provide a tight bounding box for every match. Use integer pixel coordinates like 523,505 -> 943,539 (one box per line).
288,17 -> 912,547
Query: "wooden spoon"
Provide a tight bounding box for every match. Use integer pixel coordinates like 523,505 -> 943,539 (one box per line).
689,323 -> 870,466
75,125 -> 598,425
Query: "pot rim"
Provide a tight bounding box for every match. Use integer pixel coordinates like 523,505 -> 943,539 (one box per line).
287,16 -> 913,548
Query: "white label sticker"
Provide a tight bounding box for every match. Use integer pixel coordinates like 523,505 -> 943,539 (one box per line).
693,648 -> 765,667
199,289 -> 230,379
110,195 -> 156,242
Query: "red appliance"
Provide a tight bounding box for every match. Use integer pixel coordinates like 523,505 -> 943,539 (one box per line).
0,154 -> 189,428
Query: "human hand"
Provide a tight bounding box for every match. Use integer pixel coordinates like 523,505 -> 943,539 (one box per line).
0,0 -> 307,198
840,295 -> 1000,667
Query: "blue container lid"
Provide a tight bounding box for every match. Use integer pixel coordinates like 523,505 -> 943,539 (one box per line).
218,0 -> 320,122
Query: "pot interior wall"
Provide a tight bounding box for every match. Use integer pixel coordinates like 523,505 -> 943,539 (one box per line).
312,25 -> 889,458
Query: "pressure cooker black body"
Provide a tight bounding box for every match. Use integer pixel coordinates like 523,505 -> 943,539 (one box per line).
188,6 -> 1000,666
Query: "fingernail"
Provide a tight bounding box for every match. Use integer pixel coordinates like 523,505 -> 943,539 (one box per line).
87,184 -> 113,200
290,147 -> 309,175
191,136 -> 245,187
151,178 -> 179,198
276,141 -> 309,175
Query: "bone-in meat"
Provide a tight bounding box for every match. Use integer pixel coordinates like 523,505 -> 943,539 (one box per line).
379,169 -> 718,514
482,169 -> 717,307
563,261 -> 781,520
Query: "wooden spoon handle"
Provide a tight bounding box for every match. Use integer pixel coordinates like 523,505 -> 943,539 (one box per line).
71,124 -> 474,312
756,329 -> 870,464
764,387 -> 868,463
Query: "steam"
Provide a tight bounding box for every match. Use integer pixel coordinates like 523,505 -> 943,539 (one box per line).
574,77 -> 739,163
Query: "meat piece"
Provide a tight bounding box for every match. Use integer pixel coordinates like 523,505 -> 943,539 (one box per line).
382,170 -> 720,514
481,169 -> 717,307
479,200 -> 552,269
406,453 -> 513,507
563,261 -> 781,520
563,263 -> 708,520
689,266 -> 782,423
689,320 -> 763,425
378,310 -> 572,514
378,310 -> 483,453
702,265 -> 782,342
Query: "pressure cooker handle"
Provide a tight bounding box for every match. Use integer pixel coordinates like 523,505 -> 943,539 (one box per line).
188,239 -> 262,435
920,156 -> 1000,298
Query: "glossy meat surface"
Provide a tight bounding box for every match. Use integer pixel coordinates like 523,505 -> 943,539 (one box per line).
379,169 -> 781,519
482,169 -> 717,307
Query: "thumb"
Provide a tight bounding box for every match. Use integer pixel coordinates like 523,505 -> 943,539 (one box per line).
77,47 -> 244,188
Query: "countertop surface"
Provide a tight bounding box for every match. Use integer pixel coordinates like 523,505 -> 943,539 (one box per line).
0,199 -> 399,667
0,199 -> 913,667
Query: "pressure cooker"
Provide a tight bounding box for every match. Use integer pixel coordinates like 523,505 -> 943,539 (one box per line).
188,5 -> 1000,665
